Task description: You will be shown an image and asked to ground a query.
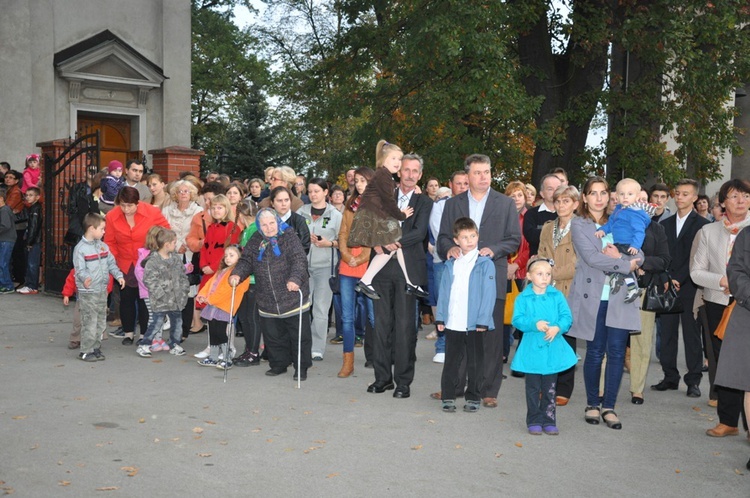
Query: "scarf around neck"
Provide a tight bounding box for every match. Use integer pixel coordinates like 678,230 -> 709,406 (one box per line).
256,208 -> 291,261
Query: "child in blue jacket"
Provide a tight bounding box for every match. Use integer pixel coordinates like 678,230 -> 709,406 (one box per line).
435,218 -> 496,414
511,258 -> 577,435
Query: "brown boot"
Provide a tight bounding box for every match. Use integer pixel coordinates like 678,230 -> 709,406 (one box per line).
338,352 -> 354,378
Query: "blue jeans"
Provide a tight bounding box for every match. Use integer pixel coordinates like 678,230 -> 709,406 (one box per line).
340,275 -> 374,352
433,261 -> 446,353
583,300 -> 629,409
24,242 -> 41,290
0,241 -> 13,289
139,310 -> 182,348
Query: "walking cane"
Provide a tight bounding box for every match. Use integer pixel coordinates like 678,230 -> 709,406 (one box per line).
297,289 -> 303,389
224,284 -> 237,383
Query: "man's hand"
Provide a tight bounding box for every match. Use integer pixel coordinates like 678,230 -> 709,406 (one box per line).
671,279 -> 681,291
228,275 -> 240,287
476,327 -> 487,333
507,262 -> 519,280
479,247 -> 494,258
447,247 -> 461,260
374,245 -> 384,255
383,243 -> 400,252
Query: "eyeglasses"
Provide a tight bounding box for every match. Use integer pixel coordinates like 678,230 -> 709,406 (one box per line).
272,177 -> 284,182
177,189 -> 191,194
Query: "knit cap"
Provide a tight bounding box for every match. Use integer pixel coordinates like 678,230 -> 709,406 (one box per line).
108,160 -> 123,173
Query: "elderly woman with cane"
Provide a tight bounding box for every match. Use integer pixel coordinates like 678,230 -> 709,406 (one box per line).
229,208 -> 312,381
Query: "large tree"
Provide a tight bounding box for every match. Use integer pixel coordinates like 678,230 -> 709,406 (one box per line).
191,0 -> 268,172
261,0 -> 750,188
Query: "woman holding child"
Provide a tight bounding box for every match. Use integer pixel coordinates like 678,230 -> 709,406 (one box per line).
566,177 -> 643,430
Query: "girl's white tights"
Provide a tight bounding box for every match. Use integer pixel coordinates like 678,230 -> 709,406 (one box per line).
359,249 -> 422,291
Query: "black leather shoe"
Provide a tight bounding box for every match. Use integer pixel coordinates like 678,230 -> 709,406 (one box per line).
393,386 -> 411,398
686,385 -> 701,398
355,282 -> 381,300
121,337 -> 134,346
405,284 -> 429,299
265,367 -> 288,376
631,395 -> 644,405
293,369 -> 307,381
367,381 -> 395,393
650,380 -> 679,391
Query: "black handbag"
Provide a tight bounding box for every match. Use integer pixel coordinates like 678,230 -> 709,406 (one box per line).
328,247 -> 340,294
186,252 -> 202,286
642,274 -> 683,314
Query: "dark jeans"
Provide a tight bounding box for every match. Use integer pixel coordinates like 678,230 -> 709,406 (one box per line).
120,285 -> 148,335
261,310 -> 312,371
237,289 -> 262,354
24,242 -> 41,290
525,374 -> 557,427
556,335 -> 577,398
140,310 -> 182,348
584,300 -> 629,409
441,329 -> 484,402
11,229 -> 26,284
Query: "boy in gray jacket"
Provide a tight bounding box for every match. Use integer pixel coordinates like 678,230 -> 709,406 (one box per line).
73,213 -> 125,361
0,189 -> 17,293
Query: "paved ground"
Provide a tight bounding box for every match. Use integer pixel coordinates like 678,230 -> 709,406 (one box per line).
0,292 -> 748,497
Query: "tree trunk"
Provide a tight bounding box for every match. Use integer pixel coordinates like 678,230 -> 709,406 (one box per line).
511,0 -> 614,188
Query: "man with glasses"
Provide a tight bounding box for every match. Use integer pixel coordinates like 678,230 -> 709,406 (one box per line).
124,160 -> 151,203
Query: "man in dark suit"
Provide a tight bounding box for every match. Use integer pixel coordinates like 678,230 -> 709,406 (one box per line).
437,154 -> 521,408
367,154 -> 432,399
523,174 -> 562,256
653,179 -> 710,397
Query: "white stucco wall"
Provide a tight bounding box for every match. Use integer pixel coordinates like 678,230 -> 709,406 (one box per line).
0,0 -> 190,169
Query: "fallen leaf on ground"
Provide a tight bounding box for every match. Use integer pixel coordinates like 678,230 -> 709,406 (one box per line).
192,427 -> 204,434
11,416 -> 27,420
303,411 -> 312,415
95,486 -> 119,491
151,359 -> 162,363
313,440 -> 326,444
427,419 -> 436,424
692,406 -> 701,412
515,442 -> 523,448
55,364 -> 64,367
251,428 -> 261,433
266,439 -> 273,443
349,399 -> 357,403
154,438 -> 160,443
675,469 -> 681,473
713,452 -> 721,456
220,441 -> 228,445
138,418 -> 145,423
30,444 -> 39,450
197,453 -> 212,457
171,438 -> 180,442
59,481 -> 71,486
204,420 -> 216,425
74,397 -> 87,401
120,466 -> 138,477
495,453 -> 503,458
411,445 -> 423,450
735,469 -> 744,475
326,473 -> 339,479
455,444 -> 462,449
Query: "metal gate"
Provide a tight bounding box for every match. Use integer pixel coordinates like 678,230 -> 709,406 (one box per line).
43,130 -> 100,294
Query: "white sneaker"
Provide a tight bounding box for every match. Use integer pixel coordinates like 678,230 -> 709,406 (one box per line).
432,353 -> 445,364
218,347 -> 236,361
170,344 -> 186,356
194,347 -> 210,359
136,345 -> 152,357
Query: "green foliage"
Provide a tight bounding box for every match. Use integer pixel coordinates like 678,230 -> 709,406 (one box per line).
191,0 -> 268,172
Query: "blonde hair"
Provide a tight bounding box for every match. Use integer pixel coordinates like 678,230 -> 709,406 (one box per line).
209,194 -> 233,222
616,178 -> 641,194
169,180 -> 199,202
375,139 -> 403,169
505,181 -> 527,198
144,226 -> 165,251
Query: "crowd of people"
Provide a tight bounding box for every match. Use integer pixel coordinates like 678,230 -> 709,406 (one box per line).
0,147 -> 748,468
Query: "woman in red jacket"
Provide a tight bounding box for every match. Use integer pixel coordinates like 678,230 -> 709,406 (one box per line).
104,186 -> 170,345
